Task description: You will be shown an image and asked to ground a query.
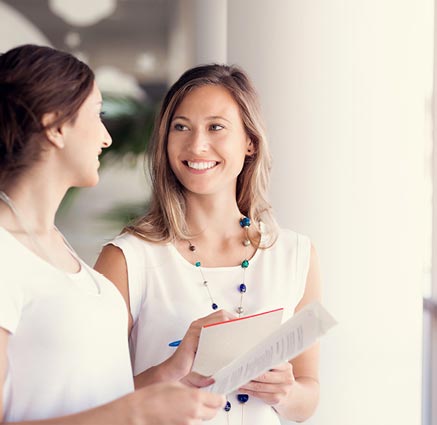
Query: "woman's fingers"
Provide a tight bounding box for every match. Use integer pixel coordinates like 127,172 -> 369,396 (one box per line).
237,362 -> 295,405
189,309 -> 236,331
181,371 -> 215,388
250,363 -> 295,385
166,310 -> 236,379
134,381 -> 225,425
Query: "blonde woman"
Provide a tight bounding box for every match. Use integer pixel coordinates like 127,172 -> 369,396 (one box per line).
96,64 -> 321,424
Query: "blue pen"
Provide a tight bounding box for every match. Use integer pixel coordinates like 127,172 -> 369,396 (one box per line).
168,339 -> 182,347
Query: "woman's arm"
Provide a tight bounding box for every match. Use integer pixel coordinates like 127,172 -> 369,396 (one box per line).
94,245 -> 134,335
0,327 -> 224,425
238,244 -> 322,422
95,244 -> 184,386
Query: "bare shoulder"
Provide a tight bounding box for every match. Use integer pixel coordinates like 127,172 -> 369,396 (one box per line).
94,244 -> 127,283
95,244 -> 129,300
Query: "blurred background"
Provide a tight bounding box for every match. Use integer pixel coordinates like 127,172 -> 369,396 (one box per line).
0,1 -> 435,425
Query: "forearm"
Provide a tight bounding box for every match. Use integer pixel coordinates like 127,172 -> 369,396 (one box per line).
134,357 -> 183,389
273,376 -> 320,423
1,396 -> 133,425
51,401 -> 127,425
2,381 -> 224,425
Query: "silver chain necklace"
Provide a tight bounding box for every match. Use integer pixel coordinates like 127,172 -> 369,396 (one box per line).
0,190 -> 101,295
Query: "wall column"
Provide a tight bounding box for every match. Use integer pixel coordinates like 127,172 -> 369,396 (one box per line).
227,1 -> 432,424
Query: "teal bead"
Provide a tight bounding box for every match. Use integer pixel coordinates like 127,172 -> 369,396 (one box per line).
195,261 -> 201,267
239,217 -> 251,228
241,259 -> 249,268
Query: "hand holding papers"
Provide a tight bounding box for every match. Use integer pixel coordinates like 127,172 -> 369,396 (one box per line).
191,302 -> 336,395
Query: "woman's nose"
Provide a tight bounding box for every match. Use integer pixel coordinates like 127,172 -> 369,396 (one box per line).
102,125 -> 112,148
188,129 -> 208,153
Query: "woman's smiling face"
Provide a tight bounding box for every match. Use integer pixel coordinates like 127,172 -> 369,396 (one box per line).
167,84 -> 251,197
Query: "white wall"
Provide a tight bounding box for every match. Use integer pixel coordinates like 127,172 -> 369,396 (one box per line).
226,1 -> 432,424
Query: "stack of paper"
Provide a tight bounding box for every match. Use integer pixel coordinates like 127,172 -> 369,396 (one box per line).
191,302 -> 337,395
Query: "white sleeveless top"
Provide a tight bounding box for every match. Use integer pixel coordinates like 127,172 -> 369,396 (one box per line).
110,228 -> 311,425
0,228 -> 134,422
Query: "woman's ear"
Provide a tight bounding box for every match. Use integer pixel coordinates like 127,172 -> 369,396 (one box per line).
41,112 -> 64,149
246,139 -> 256,156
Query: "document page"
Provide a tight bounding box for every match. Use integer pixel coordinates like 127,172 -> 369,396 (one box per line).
206,302 -> 336,395
192,308 -> 284,376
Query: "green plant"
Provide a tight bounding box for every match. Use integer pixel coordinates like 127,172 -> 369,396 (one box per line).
100,95 -> 156,165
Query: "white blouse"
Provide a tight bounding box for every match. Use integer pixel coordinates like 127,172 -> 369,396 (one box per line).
0,227 -> 134,422
110,228 -> 311,425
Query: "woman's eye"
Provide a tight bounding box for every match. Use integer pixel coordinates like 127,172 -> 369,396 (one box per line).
210,124 -> 224,131
99,111 -> 106,120
174,123 -> 188,131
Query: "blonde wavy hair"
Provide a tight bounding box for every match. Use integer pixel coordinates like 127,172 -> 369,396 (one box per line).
125,64 -> 278,247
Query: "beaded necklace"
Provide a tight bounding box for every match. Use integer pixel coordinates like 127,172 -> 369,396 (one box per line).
188,216 -> 251,317
187,216 -> 252,424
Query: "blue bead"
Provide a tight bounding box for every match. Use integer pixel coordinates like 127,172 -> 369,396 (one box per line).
195,261 -> 201,267
237,393 -> 249,403
239,283 -> 247,293
241,259 -> 249,268
212,303 -> 218,310
224,401 -> 231,412
239,217 -> 251,228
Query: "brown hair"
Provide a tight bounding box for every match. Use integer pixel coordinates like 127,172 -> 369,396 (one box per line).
0,44 -> 94,189
125,64 -> 278,247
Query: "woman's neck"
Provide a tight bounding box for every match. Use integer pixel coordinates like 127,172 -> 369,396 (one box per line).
0,169 -> 67,234
184,192 -> 244,239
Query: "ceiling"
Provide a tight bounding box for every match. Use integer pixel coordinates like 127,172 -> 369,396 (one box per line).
2,0 -> 176,93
